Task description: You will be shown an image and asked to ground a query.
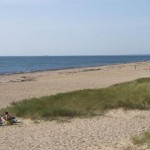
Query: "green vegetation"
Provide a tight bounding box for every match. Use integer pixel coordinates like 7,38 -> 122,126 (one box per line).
1,78 -> 150,120
123,146 -> 135,150
132,132 -> 150,146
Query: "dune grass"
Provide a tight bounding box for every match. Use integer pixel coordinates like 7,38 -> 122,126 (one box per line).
132,132 -> 150,147
1,78 -> 150,120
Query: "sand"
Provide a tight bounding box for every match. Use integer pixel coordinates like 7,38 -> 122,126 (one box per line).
1,62 -> 150,149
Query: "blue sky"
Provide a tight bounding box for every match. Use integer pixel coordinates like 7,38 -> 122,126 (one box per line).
0,0 -> 150,56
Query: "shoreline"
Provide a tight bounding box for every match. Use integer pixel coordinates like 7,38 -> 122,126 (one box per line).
0,60 -> 150,76
0,61 -> 150,109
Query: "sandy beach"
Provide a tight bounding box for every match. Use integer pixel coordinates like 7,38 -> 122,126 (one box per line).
1,62 -> 150,149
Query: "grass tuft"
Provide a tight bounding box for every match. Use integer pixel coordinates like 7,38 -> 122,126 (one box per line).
132,132 -> 150,146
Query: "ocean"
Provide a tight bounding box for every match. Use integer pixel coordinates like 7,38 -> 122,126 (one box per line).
0,55 -> 150,74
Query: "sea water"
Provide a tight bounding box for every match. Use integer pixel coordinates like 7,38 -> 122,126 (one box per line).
0,55 -> 150,74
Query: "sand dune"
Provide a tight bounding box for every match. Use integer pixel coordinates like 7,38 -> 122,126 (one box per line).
1,62 -> 150,149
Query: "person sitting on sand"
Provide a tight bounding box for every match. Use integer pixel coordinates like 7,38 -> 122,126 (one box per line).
1,112 -> 15,125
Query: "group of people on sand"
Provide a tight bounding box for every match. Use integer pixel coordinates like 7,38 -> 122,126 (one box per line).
0,112 -> 16,126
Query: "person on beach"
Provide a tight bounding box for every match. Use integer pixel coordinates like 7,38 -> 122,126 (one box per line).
2,112 -> 14,120
135,65 -> 136,70
1,112 -> 15,125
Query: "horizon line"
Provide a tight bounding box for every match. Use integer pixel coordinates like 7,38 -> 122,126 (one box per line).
0,54 -> 150,57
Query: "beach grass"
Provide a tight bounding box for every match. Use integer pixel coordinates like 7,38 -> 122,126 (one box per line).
1,78 -> 150,120
132,131 -> 150,147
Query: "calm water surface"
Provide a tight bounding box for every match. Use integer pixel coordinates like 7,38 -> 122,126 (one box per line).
0,56 -> 150,74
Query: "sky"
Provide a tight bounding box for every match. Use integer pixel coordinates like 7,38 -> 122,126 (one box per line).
0,0 -> 150,56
